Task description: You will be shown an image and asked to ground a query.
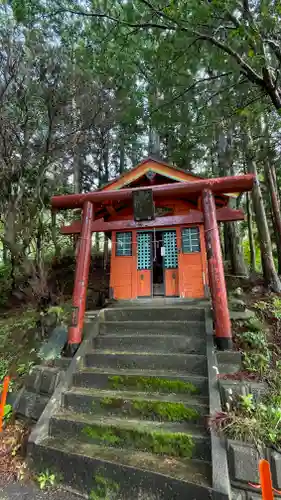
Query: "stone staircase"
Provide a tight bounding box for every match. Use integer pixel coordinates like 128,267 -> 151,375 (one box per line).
29,304 -> 217,499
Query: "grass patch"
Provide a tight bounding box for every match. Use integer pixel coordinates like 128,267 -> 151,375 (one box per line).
108,375 -> 199,394
209,388 -> 281,449
82,424 -> 194,458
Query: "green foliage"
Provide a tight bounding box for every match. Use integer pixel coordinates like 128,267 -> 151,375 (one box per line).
3,404 -> 12,423
100,397 -> 200,422
0,308 -> 39,390
212,391 -> 281,448
90,474 -> 120,500
237,330 -> 268,351
252,296 -> 281,321
47,306 -> 64,319
0,357 -> 10,381
36,470 -> 56,490
16,361 -> 35,376
243,239 -> 262,271
239,394 -> 255,413
243,351 -> 271,376
108,376 -> 199,394
244,317 -> 264,332
82,425 -> 194,458
0,264 -> 12,307
272,297 -> 281,319
253,300 -> 268,312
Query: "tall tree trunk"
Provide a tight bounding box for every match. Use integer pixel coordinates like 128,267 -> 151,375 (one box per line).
119,132 -> 125,174
246,192 -> 256,273
2,243 -> 8,265
244,130 -> 281,291
264,160 -> 281,274
223,225 -> 230,261
103,234 -> 109,270
148,126 -> 160,158
51,210 -> 61,258
73,151 -> 81,193
218,130 -> 248,276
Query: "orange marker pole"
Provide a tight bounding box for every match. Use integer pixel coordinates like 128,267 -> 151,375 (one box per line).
259,459 -> 274,500
0,376 -> 10,432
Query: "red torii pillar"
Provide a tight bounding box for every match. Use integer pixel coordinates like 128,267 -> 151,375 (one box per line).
202,189 -> 232,350
65,201 -> 94,356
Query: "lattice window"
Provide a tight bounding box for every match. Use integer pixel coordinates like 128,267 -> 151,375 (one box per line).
182,227 -> 200,253
116,232 -> 132,256
163,231 -> 178,269
137,232 -> 152,270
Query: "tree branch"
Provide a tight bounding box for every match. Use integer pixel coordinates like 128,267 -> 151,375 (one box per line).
150,72 -> 233,115
46,8 -> 171,30
265,39 -> 281,64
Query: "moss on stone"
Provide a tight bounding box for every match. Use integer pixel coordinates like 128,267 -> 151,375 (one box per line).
82,424 -> 195,458
82,426 -> 121,445
100,396 -> 200,422
132,400 -> 200,422
108,375 -> 199,394
90,473 -> 120,500
100,397 -> 124,410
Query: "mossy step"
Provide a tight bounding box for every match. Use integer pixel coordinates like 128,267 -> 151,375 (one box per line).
99,320 -> 205,337
95,334 -> 206,354
85,351 -> 207,374
50,412 -> 210,460
32,437 -> 212,498
73,368 -> 208,395
63,387 -> 208,422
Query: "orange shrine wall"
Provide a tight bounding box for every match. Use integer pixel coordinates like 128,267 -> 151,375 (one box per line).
109,199 -> 208,300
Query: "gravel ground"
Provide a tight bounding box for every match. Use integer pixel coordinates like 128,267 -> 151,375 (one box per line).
0,481 -> 84,500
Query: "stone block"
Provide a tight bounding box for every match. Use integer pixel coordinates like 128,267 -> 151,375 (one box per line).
38,368 -> 59,394
231,490 -> 246,500
219,380 -> 245,407
24,367 -> 41,392
230,310 -> 255,321
249,382 -> 268,402
246,494 -> 261,500
219,381 -> 268,407
32,395 -> 49,420
228,440 -> 260,484
229,299 -> 246,312
270,450 -> 281,489
17,391 -> 37,418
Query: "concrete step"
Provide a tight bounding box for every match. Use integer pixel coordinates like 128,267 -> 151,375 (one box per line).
99,320 -> 206,337
104,307 -> 205,323
31,437 -> 212,498
94,334 -> 206,354
49,412 -> 211,461
84,351 -> 207,375
62,387 -> 209,423
72,368 -> 209,395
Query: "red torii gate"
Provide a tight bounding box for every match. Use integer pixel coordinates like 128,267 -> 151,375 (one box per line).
51,174 -> 255,356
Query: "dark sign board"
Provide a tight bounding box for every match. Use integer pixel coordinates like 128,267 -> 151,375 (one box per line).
133,189 -> 155,221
